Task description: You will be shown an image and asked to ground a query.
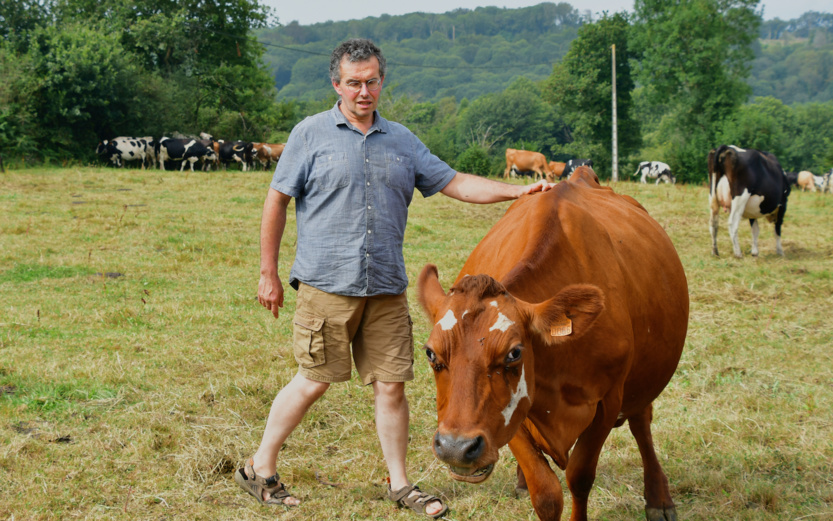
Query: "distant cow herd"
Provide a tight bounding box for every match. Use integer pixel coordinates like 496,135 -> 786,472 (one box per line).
95,134 -> 285,172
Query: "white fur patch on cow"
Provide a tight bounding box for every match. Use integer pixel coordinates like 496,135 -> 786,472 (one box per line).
489,313 -> 514,333
501,366 -> 528,426
437,310 -> 457,331
743,193 -> 768,219
490,301 -> 498,307
716,176 -> 732,209
729,145 -> 746,152
461,310 -> 469,319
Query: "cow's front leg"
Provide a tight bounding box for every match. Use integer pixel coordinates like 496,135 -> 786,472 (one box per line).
509,423 -> 563,521
749,219 -> 760,257
564,400 -> 617,521
628,404 -> 677,521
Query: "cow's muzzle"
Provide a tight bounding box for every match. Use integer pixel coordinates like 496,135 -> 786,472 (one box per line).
433,432 -> 494,483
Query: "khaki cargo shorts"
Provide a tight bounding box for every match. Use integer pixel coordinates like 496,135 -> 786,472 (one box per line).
292,283 -> 414,385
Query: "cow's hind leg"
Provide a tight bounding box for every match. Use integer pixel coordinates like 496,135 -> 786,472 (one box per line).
628,404 -> 677,521
708,200 -> 720,257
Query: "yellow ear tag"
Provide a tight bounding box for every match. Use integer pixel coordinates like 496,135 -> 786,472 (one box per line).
550,316 -> 573,337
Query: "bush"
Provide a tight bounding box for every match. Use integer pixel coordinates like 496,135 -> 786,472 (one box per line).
456,146 -> 492,176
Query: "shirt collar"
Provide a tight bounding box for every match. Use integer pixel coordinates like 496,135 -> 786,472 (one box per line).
331,101 -> 388,134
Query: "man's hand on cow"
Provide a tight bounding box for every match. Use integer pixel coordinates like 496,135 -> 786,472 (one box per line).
522,179 -> 555,195
258,273 -> 284,318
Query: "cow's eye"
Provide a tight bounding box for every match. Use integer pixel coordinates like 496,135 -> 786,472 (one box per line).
505,346 -> 522,364
425,347 -> 437,364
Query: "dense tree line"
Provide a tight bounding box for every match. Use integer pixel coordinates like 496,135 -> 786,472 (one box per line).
2,0 -> 833,180
0,0 -> 300,163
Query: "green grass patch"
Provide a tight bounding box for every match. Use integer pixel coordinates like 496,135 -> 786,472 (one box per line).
0,167 -> 831,520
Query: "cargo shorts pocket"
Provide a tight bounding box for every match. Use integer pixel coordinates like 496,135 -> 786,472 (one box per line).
293,312 -> 325,368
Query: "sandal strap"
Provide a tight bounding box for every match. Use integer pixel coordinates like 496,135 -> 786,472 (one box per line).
389,484 -> 446,515
244,458 -> 280,488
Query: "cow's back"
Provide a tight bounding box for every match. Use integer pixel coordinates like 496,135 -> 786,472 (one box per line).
458,167 -> 688,410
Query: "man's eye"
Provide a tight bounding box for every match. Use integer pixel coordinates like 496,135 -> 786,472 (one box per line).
367,79 -> 379,88
346,82 -> 360,88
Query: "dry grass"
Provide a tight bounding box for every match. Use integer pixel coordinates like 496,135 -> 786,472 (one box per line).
1,168 -> 832,520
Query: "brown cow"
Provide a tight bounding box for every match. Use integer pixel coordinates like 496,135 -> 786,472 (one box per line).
418,167 -> 688,521
251,143 -> 285,171
797,170 -> 817,192
548,161 -> 565,180
504,149 -> 553,182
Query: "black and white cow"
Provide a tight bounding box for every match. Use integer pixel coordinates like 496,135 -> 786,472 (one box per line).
95,137 -> 155,169
216,141 -> 254,171
157,137 -> 217,172
558,158 -> 593,180
634,161 -> 676,184
708,145 -> 790,258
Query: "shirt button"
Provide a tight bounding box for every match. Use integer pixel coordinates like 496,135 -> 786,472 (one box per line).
367,182 -> 370,186
366,253 -> 370,257
368,230 -> 372,234
365,158 -> 369,163
367,206 -> 371,209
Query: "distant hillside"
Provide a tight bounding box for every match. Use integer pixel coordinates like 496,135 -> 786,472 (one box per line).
258,2 -> 582,102
259,4 -> 833,105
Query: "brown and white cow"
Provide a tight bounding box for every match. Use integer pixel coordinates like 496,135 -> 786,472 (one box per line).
418,167 -> 688,521
708,145 -> 790,258
251,142 -> 285,171
504,149 -> 553,182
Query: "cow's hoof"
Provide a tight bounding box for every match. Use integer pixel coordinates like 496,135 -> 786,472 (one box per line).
751,252 -> 759,257
646,506 -> 678,521
514,486 -> 529,499
711,250 -> 719,257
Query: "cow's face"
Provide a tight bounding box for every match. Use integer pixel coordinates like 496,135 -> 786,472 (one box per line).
417,264 -> 604,484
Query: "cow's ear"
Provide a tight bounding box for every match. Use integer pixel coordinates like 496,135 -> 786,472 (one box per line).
417,264 -> 447,321
524,284 -> 604,345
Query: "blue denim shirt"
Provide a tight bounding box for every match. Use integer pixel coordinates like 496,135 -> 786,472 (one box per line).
271,103 -> 457,297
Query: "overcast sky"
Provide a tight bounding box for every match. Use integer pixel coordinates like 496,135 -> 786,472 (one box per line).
263,0 -> 831,26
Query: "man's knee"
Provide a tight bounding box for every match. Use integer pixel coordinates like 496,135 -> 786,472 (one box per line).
296,374 -> 331,399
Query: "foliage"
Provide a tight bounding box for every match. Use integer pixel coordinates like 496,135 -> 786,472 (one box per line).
632,0 -> 761,183
543,13 -> 640,178
455,145 -> 492,176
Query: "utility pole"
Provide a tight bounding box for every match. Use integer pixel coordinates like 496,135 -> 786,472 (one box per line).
611,44 -> 619,182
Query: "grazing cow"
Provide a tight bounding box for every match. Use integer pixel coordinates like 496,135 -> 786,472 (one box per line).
797,171 -> 817,192
708,145 -> 790,258
784,171 -> 799,187
251,142 -> 285,171
417,166 -> 688,521
157,137 -> 217,172
824,171 -> 832,194
558,158 -> 593,180
504,149 -> 553,182
217,141 -> 254,171
95,137 -> 155,169
634,161 -> 676,184
548,161 -> 566,180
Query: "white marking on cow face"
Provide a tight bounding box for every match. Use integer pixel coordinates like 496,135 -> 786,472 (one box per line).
501,365 -> 528,426
489,312 -> 515,333
438,309 -> 457,331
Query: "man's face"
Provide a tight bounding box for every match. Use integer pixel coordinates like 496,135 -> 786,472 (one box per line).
333,56 -> 383,125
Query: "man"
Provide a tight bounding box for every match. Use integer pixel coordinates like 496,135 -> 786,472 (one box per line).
235,38 -> 553,517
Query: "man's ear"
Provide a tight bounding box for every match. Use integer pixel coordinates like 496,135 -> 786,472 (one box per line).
417,264 -> 447,321
522,284 -> 605,345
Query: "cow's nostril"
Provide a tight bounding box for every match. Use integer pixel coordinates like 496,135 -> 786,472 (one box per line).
434,432 -> 485,464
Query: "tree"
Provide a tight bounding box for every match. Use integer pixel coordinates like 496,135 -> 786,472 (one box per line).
543,13 -> 640,178
632,0 -> 761,182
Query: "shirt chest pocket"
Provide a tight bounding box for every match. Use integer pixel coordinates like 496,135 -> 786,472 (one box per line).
310,153 -> 350,191
385,154 -> 415,190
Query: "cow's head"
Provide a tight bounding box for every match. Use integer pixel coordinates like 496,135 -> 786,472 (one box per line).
417,264 -> 604,483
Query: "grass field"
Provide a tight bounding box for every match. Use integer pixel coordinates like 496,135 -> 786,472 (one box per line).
1,167 -> 832,520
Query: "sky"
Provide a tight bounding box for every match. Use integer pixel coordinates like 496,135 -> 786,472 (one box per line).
264,0 -> 832,26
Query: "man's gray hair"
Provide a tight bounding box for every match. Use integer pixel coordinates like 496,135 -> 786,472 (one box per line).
329,38 -> 386,84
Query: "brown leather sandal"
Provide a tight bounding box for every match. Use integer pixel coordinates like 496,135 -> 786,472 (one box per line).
388,483 -> 448,518
234,458 -> 296,506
